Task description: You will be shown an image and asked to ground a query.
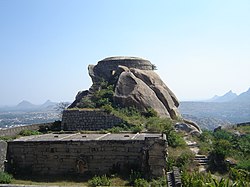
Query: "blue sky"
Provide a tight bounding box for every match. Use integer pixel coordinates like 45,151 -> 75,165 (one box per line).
0,0 -> 249,105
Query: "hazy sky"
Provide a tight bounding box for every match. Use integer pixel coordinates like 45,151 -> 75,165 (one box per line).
0,0 -> 249,105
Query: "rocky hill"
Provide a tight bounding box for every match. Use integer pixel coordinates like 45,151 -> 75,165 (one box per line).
69,56 -> 181,119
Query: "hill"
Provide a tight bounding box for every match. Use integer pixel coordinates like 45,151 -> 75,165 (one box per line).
207,90 -> 237,102
206,88 -> 250,103
179,101 -> 250,130
0,100 -> 58,112
232,88 -> 250,103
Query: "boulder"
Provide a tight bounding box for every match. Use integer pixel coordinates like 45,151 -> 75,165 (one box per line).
130,69 -> 180,119
114,72 -> 170,117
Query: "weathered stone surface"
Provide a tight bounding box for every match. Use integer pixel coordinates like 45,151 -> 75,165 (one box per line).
175,119 -> 201,135
7,133 -> 167,177
93,56 -> 153,80
62,109 -> 124,131
0,140 -> 7,172
114,72 -> 170,117
130,68 -> 180,119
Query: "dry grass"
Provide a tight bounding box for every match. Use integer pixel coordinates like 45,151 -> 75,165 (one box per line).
11,175 -> 131,186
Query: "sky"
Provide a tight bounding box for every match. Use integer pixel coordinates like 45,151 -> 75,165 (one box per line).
0,0 -> 249,105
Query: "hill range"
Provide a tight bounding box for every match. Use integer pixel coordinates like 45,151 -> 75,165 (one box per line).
179,88 -> 250,130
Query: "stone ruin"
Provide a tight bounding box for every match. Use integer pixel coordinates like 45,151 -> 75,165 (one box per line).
7,133 -> 167,178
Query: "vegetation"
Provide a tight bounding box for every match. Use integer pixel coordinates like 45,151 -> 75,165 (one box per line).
194,127 -> 250,173
0,172 -> 13,184
19,130 -> 41,136
88,175 -> 111,187
0,136 -> 17,141
182,170 -> 248,187
179,125 -> 250,186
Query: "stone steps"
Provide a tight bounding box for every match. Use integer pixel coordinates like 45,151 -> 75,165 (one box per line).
194,154 -> 209,166
167,167 -> 182,187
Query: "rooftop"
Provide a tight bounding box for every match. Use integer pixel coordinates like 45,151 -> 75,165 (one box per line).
12,133 -> 163,142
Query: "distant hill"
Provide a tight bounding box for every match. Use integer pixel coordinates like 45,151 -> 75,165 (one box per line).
0,100 -> 59,112
206,88 -> 250,103
207,90 -> 237,102
232,88 -> 250,103
40,100 -> 58,109
16,100 -> 37,109
180,101 -> 250,130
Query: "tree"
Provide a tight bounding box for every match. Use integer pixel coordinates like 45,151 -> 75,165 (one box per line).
55,102 -> 70,118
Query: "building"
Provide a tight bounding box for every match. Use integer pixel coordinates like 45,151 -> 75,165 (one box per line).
7,133 -> 167,177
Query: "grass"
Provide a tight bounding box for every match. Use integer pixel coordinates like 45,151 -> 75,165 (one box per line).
11,175 -> 131,186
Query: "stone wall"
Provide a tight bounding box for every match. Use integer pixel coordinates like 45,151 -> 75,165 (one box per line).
7,134 -> 167,177
0,141 -> 7,172
62,109 -> 124,131
0,123 -> 54,137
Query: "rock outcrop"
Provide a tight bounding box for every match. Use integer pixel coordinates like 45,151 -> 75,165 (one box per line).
69,56 -> 181,120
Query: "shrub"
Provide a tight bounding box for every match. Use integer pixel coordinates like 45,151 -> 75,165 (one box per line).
88,175 -> 111,187
0,172 -> 13,184
236,159 -> 250,171
19,130 -> 41,136
129,170 -> 142,185
131,125 -> 143,133
134,178 -> 149,187
146,117 -> 173,132
176,151 -> 195,169
101,104 -> 113,114
107,126 -> 124,133
142,108 -> 158,118
80,97 -> 96,108
150,177 -> 167,187
167,131 -> 186,148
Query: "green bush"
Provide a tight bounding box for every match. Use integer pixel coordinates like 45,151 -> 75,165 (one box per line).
150,177 -> 167,187
131,125 -> 143,133
182,170 -> 249,187
0,172 -> 13,184
101,104 -> 113,114
146,117 -> 173,132
176,151 -> 195,169
167,131 -> 186,148
88,175 -> 111,187
19,130 -> 41,136
134,178 -> 149,187
107,126 -> 124,133
129,170 -> 142,185
236,159 -> 250,171
79,97 -> 96,108
142,108 -> 158,118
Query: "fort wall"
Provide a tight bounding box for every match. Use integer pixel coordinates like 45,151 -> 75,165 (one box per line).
62,109 -> 124,131
0,123 -> 54,137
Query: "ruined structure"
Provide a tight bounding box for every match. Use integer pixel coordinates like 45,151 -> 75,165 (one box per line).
7,133 -> 167,177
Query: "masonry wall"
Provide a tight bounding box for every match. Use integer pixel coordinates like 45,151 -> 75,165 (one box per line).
7,138 -> 167,177
62,109 -> 124,131
0,141 -> 7,172
0,123 -> 54,137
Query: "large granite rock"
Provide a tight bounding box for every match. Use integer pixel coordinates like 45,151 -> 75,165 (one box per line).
69,56 -> 181,120
114,72 -> 171,117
